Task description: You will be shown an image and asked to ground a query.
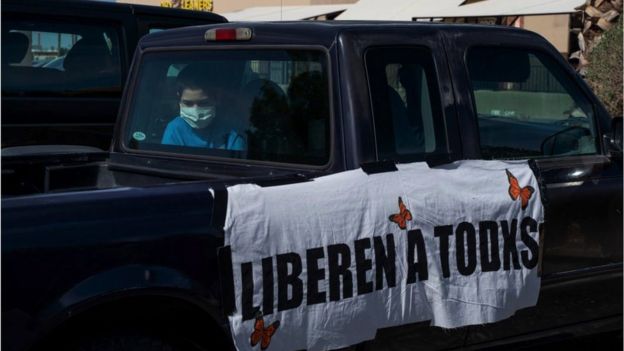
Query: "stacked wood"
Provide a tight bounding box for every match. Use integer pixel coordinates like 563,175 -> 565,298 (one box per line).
570,0 -> 622,71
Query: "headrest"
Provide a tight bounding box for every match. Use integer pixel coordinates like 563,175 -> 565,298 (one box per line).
3,32 -> 29,64
240,79 -> 288,130
63,37 -> 111,73
242,79 -> 285,100
288,71 -> 325,117
240,79 -> 287,112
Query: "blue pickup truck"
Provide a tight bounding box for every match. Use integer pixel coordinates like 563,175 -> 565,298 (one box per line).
2,22 -> 622,351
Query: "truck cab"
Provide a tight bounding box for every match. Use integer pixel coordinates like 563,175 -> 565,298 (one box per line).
2,22 -> 622,351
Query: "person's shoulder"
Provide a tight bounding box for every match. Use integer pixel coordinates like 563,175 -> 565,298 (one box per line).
167,116 -> 186,128
229,128 -> 246,140
162,116 -> 187,144
165,116 -> 191,132
226,129 -> 246,150
163,116 -> 187,136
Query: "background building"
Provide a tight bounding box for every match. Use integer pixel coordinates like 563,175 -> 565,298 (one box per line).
115,0 -> 615,57
117,0 -> 355,13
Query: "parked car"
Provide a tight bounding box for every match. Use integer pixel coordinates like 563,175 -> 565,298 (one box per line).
2,22 -> 622,351
1,0 -> 226,150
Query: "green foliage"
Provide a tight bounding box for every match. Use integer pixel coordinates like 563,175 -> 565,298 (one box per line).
586,17 -> 623,118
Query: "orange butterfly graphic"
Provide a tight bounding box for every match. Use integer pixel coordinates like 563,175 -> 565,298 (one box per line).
389,197 -> 412,230
506,169 -> 534,210
250,312 -> 280,350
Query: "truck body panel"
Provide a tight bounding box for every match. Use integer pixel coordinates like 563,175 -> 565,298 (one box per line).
2,21 -> 621,351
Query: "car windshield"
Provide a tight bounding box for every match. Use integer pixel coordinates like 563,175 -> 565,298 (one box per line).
124,49 -> 331,166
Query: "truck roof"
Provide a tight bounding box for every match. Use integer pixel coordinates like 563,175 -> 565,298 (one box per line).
4,0 -> 227,22
139,20 -> 536,50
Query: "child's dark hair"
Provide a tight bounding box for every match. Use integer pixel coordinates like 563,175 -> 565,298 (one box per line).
176,64 -> 214,96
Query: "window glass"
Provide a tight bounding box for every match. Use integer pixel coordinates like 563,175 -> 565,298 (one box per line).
2,19 -> 121,97
366,47 -> 446,161
467,47 -> 597,159
125,49 -> 330,166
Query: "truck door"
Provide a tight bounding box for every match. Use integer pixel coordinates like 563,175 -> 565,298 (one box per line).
336,28 -> 461,169
445,28 -> 623,346
338,28 -> 465,350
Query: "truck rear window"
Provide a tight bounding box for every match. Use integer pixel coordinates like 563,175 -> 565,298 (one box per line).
124,49 -> 330,166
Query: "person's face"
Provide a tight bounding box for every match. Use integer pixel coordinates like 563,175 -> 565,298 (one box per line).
179,88 -> 216,108
178,88 -> 218,129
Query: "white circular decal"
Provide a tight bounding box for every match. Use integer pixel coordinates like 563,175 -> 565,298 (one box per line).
133,131 -> 146,141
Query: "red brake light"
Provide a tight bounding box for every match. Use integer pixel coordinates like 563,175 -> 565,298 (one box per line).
205,28 -> 252,41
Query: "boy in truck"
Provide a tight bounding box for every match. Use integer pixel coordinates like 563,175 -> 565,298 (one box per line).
161,64 -> 246,150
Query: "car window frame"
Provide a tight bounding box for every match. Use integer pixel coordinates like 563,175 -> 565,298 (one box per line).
117,44 -> 336,171
363,45 -> 451,163
1,12 -> 128,98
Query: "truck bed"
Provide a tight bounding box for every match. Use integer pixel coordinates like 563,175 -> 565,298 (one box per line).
2,151 -> 181,197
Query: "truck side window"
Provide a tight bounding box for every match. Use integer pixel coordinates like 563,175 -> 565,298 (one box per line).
2,19 -> 122,97
467,47 -> 597,159
366,48 -> 446,162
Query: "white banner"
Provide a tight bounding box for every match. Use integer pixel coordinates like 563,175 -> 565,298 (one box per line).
223,160 -> 544,351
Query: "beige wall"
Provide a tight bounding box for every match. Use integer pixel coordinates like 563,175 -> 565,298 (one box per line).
117,0 -> 355,14
522,14 -> 570,55
118,0 -> 162,6
217,0 -> 312,13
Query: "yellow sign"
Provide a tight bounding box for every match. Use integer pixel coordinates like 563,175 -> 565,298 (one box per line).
160,0 -> 213,12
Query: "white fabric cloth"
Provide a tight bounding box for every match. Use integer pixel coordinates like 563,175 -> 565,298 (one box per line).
224,160 -> 544,351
